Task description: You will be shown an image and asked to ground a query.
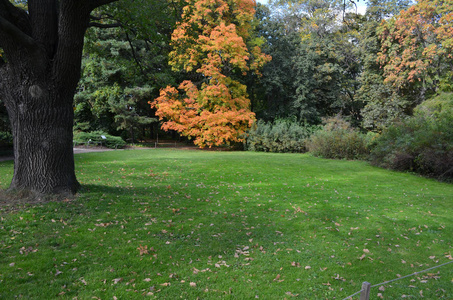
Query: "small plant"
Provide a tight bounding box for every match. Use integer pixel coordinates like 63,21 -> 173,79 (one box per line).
307,116 -> 370,160
73,130 -> 126,149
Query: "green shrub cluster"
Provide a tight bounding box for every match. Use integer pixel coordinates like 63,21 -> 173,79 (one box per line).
73,130 -> 126,149
245,119 -> 320,153
307,116 -> 370,160
370,93 -> 453,181
0,131 -> 12,146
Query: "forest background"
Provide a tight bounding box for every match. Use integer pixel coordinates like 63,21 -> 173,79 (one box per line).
0,0 -> 452,181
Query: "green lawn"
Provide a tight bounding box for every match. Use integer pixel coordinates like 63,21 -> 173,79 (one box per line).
1,149 -> 452,299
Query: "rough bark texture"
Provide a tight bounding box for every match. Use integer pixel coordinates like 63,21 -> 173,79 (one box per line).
0,0 -> 118,195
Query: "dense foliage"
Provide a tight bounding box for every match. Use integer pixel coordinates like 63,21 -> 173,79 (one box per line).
370,93 -> 453,181
151,0 -> 271,147
307,116 -> 371,160
74,0 -> 183,142
245,119 -> 320,153
73,131 -> 127,149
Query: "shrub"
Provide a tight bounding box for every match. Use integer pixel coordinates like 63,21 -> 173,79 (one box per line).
307,116 -> 370,160
73,131 -> 126,149
370,93 -> 453,181
245,119 -> 320,153
0,131 -> 13,146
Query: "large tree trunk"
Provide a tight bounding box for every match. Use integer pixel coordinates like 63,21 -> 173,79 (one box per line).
0,0 -> 118,196
5,80 -> 79,194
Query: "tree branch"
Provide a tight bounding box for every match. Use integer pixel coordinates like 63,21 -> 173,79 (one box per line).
28,0 -> 59,58
89,22 -> 122,28
89,0 -> 119,10
0,16 -> 36,49
0,0 -> 32,35
124,30 -> 148,78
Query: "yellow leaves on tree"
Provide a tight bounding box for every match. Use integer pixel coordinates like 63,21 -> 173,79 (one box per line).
150,0 -> 271,148
378,0 -> 453,91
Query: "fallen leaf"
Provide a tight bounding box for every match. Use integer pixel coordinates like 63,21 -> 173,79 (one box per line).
379,286 -> 385,291
160,282 -> 170,287
377,293 -> 383,299
363,249 -> 370,253
190,282 -> 196,287
304,266 -> 311,270
112,278 -> 122,284
137,245 -> 149,256
143,278 -> 152,282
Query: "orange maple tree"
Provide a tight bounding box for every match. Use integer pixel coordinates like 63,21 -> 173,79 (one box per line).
378,0 -> 453,93
150,0 -> 271,147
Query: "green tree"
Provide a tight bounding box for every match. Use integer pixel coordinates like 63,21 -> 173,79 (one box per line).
356,0 -> 413,130
110,86 -> 157,143
250,3 -> 301,120
75,0 -> 183,141
290,0 -> 362,124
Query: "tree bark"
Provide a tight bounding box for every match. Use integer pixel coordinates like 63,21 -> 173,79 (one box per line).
6,84 -> 79,194
0,0 -> 118,195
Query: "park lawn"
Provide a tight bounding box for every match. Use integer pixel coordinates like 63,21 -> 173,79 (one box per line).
0,149 -> 452,299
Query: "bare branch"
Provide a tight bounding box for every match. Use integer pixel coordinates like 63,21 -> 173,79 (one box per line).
90,13 -> 116,21
88,22 -> 121,28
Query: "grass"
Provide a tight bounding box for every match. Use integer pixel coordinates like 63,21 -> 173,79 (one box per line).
0,149 -> 452,299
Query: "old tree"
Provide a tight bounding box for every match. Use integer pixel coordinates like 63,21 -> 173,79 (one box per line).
0,0 -> 117,195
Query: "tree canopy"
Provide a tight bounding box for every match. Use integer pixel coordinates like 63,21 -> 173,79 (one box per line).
151,0 -> 270,147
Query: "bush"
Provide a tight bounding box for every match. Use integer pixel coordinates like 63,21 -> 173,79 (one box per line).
245,119 -> 320,153
73,131 -> 126,149
370,93 -> 453,181
0,131 -> 13,146
307,116 -> 370,160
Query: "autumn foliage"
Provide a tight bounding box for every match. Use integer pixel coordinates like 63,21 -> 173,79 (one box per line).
378,0 -> 453,91
150,0 -> 271,147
